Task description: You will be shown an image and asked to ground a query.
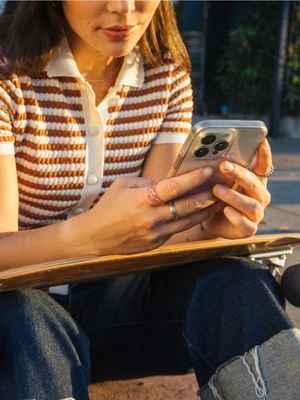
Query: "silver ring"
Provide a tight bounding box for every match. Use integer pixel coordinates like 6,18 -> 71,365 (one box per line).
169,201 -> 180,221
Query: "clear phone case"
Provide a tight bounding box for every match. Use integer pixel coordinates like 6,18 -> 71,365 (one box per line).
167,120 -> 268,191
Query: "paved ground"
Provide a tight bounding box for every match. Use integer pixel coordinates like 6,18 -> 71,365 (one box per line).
89,138 -> 300,399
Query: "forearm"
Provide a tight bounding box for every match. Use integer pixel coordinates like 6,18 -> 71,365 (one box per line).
0,213 -> 95,271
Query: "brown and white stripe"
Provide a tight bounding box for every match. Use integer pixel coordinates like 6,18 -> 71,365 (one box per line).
0,47 -> 193,230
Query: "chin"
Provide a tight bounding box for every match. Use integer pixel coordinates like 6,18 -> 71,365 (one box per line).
92,30 -> 139,51
96,42 -> 137,57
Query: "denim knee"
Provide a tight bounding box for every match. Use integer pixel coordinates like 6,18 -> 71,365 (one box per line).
0,289 -> 46,334
0,289 -> 91,400
183,257 -> 293,386
200,328 -> 300,400
0,288 -> 77,335
187,257 -> 285,311
185,257 -> 289,342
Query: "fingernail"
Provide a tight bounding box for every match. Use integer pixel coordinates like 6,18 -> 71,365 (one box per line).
221,161 -> 234,172
195,198 -> 216,208
202,167 -> 214,177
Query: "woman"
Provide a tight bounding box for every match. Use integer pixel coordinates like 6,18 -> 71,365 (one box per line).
0,1 -> 298,399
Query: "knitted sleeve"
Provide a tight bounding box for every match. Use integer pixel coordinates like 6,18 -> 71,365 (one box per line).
0,81 -> 16,155
153,63 -> 193,145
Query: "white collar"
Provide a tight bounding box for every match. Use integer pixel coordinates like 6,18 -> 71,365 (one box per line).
45,36 -> 144,88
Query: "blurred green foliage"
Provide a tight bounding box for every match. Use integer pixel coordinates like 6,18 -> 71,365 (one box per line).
285,3 -> 300,114
217,2 -> 300,116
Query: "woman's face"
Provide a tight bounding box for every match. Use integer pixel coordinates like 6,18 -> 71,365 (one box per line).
63,0 -> 161,57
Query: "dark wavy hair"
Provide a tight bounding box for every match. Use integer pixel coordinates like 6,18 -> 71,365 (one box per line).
0,0 -> 191,78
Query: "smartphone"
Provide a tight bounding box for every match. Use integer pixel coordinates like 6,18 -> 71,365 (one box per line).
167,119 -> 268,192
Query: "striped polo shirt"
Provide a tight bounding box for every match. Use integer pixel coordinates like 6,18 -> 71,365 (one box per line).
0,36 -> 193,231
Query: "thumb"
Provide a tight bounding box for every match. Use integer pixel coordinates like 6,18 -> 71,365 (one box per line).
252,139 -> 272,175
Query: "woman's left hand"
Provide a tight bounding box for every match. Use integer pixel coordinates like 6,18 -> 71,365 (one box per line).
202,139 -> 272,239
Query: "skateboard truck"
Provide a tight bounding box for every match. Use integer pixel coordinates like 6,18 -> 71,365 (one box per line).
249,247 -> 294,282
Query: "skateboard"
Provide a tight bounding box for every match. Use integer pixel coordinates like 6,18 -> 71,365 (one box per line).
0,233 -> 299,292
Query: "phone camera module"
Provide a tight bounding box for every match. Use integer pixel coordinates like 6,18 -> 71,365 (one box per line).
201,134 -> 216,145
194,147 -> 209,158
215,141 -> 229,151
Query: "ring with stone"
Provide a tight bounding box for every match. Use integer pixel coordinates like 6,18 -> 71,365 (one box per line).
255,165 -> 275,178
146,185 -> 165,206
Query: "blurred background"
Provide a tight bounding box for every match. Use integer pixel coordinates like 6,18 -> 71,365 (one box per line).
173,0 -> 298,139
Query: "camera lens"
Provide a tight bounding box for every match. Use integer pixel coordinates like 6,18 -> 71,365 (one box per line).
194,147 -> 209,158
215,141 -> 229,151
201,134 -> 216,145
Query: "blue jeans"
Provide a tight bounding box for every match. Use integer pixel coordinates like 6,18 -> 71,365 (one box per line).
0,257 -> 293,399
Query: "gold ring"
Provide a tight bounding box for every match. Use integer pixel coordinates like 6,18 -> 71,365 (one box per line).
169,200 -> 180,221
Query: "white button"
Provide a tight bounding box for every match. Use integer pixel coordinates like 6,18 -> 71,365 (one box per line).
87,174 -> 98,185
126,58 -> 134,65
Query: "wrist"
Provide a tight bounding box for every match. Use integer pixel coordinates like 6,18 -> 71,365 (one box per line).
58,211 -> 101,259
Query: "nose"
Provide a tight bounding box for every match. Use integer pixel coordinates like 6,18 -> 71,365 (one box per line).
106,0 -> 136,14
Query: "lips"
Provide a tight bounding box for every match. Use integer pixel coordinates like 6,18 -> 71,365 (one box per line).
100,25 -> 138,41
101,25 -> 135,31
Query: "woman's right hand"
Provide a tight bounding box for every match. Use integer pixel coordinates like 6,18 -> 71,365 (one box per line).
73,167 -> 216,256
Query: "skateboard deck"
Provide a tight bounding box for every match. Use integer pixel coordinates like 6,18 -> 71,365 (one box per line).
0,233 -> 300,292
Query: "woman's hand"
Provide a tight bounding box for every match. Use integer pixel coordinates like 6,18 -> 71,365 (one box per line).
202,139 -> 272,239
73,167 -> 216,256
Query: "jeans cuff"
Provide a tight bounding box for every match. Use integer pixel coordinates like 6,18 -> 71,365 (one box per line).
199,328 -> 300,400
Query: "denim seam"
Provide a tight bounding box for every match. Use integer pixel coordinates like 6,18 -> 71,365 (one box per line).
201,328 -> 299,399
183,332 -> 217,374
208,375 -> 224,400
242,347 -> 268,398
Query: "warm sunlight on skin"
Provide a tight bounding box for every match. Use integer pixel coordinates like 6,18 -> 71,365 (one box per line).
62,0 -> 161,78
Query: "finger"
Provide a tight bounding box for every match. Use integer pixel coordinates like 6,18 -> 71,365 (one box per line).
219,161 -> 271,207
157,207 -> 211,239
114,176 -> 153,189
144,167 -> 214,206
223,206 -> 258,237
252,139 -> 273,176
159,190 -> 216,222
213,184 -> 264,223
